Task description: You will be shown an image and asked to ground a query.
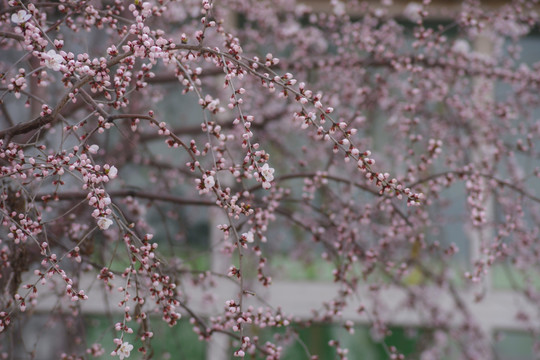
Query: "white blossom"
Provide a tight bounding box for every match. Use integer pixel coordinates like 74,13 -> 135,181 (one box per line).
260,163 -> 275,182
452,39 -> 470,54
43,50 -> 64,71
97,216 -> 113,230
403,2 -> 422,22
204,175 -> 215,188
116,342 -> 133,360
11,10 -> 31,24
88,144 -> 99,154
242,231 -> 254,243
108,165 -> 118,179
331,0 -> 346,16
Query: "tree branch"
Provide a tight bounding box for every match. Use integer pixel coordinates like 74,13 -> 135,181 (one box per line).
38,189 -> 217,207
